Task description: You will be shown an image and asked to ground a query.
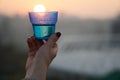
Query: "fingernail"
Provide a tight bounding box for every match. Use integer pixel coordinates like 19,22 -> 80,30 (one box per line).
56,32 -> 61,38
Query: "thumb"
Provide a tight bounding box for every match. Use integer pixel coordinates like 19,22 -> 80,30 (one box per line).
47,32 -> 61,46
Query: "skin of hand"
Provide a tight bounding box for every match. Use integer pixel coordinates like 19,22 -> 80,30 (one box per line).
25,32 -> 61,80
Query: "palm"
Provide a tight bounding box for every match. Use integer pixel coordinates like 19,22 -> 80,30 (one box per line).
26,36 -> 44,69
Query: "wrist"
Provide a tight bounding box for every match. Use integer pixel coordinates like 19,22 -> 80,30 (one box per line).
25,59 -> 48,80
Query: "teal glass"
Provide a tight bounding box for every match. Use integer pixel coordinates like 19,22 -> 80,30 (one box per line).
29,12 -> 58,40
33,25 -> 55,40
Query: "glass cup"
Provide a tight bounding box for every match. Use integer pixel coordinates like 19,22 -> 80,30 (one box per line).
29,11 -> 58,40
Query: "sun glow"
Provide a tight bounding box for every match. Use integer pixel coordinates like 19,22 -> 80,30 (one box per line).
34,4 -> 46,12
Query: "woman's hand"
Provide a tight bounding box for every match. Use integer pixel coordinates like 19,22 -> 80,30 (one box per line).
25,32 -> 61,80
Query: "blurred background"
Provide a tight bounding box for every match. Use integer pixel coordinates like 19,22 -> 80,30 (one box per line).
0,0 -> 120,80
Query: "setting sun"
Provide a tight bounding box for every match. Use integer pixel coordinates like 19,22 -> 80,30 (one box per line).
34,4 -> 46,12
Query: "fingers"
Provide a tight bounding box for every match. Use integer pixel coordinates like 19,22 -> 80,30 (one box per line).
27,36 -> 44,48
27,36 -> 44,56
47,32 -> 61,47
32,36 -> 44,49
27,37 -> 35,52
27,36 -> 36,56
27,38 -> 32,50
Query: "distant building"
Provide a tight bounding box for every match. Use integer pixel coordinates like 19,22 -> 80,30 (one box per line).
111,15 -> 120,47
112,15 -> 120,34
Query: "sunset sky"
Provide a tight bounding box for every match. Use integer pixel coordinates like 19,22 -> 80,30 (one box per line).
0,0 -> 120,19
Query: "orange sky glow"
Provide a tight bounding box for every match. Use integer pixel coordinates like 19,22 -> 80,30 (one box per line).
0,0 -> 120,19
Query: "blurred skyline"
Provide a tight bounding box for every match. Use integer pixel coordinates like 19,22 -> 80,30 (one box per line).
0,0 -> 120,19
